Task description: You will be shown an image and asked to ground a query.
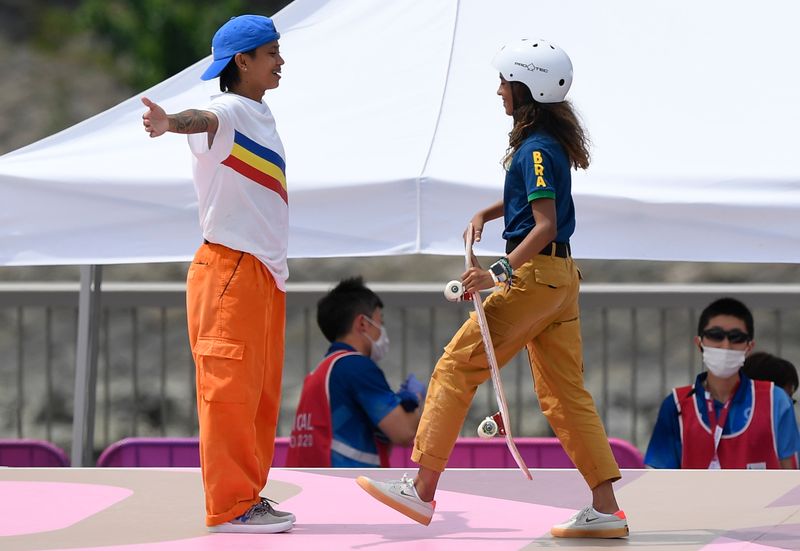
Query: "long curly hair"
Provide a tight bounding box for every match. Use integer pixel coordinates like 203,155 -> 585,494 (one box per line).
502,81 -> 590,170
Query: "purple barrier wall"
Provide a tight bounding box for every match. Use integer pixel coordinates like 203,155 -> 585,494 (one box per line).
96,436 -> 644,469
96,437 -> 201,467
388,437 -> 644,468
0,439 -> 70,467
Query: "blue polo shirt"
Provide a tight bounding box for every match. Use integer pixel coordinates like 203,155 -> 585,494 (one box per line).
326,342 -> 401,467
502,131 -> 575,243
645,372 -> 800,468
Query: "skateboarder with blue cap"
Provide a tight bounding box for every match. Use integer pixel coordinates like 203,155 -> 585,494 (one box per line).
141,14 -> 293,534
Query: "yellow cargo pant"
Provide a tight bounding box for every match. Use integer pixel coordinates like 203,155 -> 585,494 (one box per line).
187,242 -> 286,526
412,252 -> 621,489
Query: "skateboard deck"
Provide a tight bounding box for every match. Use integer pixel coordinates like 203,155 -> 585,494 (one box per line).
460,224 -> 532,480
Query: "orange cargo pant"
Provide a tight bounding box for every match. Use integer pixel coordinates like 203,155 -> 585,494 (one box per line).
186,242 -> 285,526
412,252 -> 621,489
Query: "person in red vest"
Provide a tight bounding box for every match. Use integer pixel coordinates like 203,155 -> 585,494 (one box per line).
645,298 -> 800,469
286,277 -> 424,467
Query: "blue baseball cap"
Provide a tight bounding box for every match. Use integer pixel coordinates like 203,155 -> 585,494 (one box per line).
200,15 -> 280,81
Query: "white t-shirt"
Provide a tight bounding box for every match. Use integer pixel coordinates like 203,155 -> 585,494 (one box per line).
187,93 -> 289,290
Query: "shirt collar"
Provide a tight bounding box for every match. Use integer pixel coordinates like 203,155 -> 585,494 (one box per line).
694,371 -> 750,404
328,341 -> 356,354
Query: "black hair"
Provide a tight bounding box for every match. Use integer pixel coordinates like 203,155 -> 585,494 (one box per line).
316,277 -> 384,343
697,297 -> 754,339
218,48 -> 256,93
743,351 -> 798,397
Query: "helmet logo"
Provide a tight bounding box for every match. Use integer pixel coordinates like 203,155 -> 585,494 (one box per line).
514,61 -> 548,73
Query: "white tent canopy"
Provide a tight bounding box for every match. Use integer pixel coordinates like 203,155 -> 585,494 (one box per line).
2,0 -> 799,266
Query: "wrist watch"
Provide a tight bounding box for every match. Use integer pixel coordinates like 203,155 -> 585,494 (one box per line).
490,261 -> 509,283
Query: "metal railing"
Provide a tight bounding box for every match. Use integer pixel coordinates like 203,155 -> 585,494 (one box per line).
1,282 -> 799,461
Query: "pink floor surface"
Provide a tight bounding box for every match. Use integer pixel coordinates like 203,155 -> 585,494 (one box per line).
0,468 -> 798,551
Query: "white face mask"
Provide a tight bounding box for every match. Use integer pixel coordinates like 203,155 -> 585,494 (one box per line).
702,346 -> 746,379
364,316 -> 390,362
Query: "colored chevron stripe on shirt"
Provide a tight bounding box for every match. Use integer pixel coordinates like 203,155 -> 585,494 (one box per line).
222,130 -> 287,203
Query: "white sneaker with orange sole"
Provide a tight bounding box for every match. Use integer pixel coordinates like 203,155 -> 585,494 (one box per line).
550,505 -> 629,538
356,474 -> 436,525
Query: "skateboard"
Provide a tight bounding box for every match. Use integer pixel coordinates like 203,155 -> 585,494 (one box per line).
444,224 -> 532,480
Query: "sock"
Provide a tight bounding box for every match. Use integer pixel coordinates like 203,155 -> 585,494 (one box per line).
592,507 -> 622,517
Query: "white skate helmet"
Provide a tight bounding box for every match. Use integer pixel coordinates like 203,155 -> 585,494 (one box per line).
491,39 -> 573,103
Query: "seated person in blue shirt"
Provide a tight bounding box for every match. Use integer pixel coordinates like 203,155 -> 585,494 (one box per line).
743,351 -> 799,468
743,351 -> 798,404
286,277 -> 424,467
645,297 -> 800,469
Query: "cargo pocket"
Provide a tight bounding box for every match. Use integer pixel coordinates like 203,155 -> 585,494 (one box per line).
533,262 -> 571,289
446,306 -> 515,367
193,337 -> 246,403
444,316 -> 483,365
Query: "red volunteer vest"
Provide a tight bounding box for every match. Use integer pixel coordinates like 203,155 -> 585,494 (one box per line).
675,379 -> 780,469
285,350 -> 391,467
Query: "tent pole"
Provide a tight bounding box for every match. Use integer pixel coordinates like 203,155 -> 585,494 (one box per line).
70,264 -> 103,466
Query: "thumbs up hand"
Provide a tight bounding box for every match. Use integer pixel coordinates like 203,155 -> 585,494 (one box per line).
141,97 -> 169,138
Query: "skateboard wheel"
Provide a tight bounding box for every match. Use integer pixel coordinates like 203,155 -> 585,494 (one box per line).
477,416 -> 498,438
444,280 -> 464,302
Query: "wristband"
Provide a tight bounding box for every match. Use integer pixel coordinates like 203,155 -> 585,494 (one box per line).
489,257 -> 513,286
499,257 -> 513,278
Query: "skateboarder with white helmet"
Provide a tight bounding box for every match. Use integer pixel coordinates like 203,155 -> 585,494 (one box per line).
357,38 -> 628,539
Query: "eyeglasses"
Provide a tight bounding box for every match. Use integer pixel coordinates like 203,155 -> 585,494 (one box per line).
701,327 -> 750,345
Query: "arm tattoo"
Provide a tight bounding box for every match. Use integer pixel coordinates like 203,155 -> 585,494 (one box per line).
169,110 -> 215,134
